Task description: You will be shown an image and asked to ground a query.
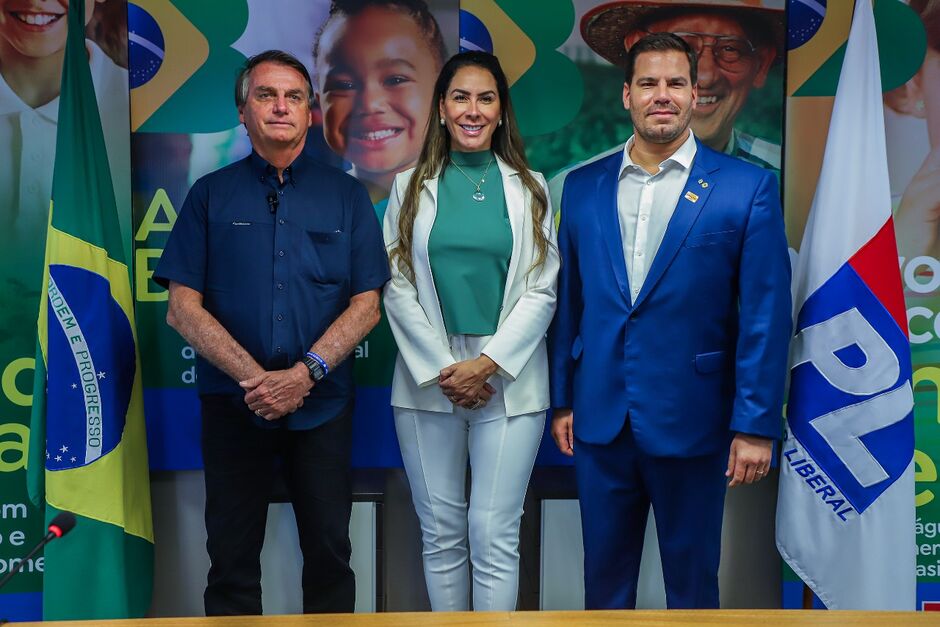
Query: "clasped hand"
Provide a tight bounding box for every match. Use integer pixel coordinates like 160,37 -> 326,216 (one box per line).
240,363 -> 313,420
439,355 -> 498,409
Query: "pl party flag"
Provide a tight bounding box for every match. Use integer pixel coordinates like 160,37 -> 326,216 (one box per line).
776,0 -> 915,610
26,0 -> 154,619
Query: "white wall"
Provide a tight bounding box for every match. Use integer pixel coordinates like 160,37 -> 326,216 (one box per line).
149,467 -> 780,615
149,471 -> 375,616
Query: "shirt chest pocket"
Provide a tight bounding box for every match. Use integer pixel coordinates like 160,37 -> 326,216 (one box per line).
301,228 -> 349,284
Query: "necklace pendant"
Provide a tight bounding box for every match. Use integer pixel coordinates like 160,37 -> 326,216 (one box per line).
472,190 -> 485,202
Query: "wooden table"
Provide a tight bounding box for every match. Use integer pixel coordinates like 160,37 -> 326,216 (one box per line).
12,610 -> 940,626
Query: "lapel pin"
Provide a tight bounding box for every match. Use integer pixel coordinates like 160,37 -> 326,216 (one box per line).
684,191 -> 699,202
700,180 -> 709,188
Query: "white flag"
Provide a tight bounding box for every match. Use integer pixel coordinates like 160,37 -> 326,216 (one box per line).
776,0 -> 915,610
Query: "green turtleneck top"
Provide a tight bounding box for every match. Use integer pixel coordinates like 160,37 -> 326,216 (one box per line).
428,150 -> 512,336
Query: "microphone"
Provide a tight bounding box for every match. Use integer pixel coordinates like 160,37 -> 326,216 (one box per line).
48,511 -> 76,539
266,190 -> 279,214
0,511 -> 76,591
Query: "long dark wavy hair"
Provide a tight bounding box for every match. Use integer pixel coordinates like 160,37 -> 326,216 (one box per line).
389,51 -> 551,282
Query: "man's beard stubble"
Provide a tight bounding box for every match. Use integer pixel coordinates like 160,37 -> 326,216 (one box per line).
632,107 -> 692,145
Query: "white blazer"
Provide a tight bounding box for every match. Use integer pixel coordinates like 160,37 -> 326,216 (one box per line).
383,157 -> 559,417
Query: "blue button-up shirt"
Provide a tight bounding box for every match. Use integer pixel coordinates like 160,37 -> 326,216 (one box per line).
155,151 -> 390,430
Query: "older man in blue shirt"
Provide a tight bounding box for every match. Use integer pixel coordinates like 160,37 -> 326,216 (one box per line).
154,50 -> 389,616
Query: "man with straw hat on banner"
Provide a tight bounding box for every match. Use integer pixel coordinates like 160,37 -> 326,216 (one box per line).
581,0 -> 784,172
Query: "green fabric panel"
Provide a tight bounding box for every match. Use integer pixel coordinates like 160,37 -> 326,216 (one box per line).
430,151 -> 512,335
42,506 -> 154,620
47,0 -> 124,262
27,338 -> 47,508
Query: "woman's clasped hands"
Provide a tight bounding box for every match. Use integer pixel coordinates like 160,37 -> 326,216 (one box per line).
439,354 -> 498,410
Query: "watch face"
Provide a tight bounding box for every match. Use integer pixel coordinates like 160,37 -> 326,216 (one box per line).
304,356 -> 325,381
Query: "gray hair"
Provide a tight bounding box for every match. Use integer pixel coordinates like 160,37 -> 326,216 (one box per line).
234,50 -> 315,109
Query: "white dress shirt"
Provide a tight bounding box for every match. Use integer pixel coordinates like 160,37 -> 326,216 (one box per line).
617,131 -> 697,303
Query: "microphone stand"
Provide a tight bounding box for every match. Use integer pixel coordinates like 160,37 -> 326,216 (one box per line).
0,528 -> 61,591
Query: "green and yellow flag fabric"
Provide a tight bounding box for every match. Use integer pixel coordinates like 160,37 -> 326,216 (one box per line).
26,0 -> 153,619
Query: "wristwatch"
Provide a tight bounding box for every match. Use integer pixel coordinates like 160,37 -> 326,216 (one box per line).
301,355 -> 326,382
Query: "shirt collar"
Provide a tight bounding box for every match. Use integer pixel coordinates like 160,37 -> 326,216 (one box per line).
0,80 -> 56,120
619,130 -> 698,178
249,149 -> 307,186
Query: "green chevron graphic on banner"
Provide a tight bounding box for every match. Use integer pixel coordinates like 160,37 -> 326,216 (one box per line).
498,0 -> 583,136
794,0 -> 925,97
137,0 -> 248,133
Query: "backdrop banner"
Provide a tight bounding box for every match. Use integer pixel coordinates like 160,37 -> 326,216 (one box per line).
130,0 -> 785,472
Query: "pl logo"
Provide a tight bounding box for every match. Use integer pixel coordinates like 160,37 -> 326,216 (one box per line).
788,262 -> 913,514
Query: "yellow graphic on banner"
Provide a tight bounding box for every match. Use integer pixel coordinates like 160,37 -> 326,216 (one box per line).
130,0 -> 209,131
462,0 -> 535,86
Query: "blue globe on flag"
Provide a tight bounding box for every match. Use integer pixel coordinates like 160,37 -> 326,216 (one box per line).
45,265 -> 135,471
460,10 -> 493,54
128,3 -> 165,89
787,0 -> 826,50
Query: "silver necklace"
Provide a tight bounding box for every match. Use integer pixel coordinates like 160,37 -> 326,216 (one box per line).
450,156 -> 494,202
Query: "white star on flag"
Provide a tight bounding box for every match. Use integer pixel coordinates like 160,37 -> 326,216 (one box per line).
97,371 -> 107,379
71,383 -> 77,389
55,455 -> 62,462
60,445 -> 68,453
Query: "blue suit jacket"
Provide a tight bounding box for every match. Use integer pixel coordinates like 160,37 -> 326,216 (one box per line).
548,140 -> 792,457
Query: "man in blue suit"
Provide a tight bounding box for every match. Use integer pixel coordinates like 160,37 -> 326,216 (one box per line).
548,33 -> 791,609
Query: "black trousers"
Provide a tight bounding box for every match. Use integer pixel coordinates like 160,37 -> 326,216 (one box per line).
200,395 -> 355,615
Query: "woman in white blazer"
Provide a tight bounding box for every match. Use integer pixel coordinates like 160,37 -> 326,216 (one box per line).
383,51 -> 558,611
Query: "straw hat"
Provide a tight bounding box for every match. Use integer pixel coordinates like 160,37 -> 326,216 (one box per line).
581,0 -> 785,67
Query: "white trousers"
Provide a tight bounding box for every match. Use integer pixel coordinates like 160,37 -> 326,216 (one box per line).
393,335 -> 544,611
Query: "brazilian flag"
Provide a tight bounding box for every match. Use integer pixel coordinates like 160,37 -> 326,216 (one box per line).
26,0 -> 153,619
